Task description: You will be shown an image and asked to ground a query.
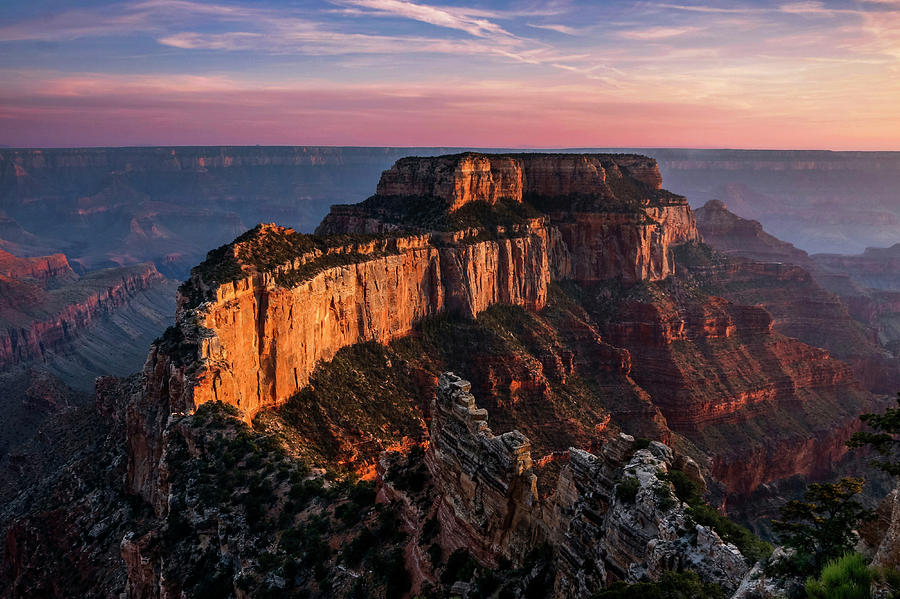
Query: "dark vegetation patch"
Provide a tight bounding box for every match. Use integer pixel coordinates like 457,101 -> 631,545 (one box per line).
179,224 -> 390,308
592,570 -> 726,599
161,401 -> 410,598
671,241 -> 729,270
152,324 -> 198,367
349,195 -> 543,232
616,476 -> 641,504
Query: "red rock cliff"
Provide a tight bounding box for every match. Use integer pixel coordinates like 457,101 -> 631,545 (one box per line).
0,262 -> 164,368
130,153 -> 704,504
374,153 -> 663,211
142,221 -> 548,419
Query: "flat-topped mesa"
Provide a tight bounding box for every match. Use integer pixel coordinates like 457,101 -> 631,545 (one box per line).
320,152 -> 698,284
131,154 -> 699,503
370,152 -> 664,211
0,249 -> 76,284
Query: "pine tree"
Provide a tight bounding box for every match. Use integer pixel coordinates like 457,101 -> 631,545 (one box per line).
772,477 -> 874,574
848,392 -> 900,476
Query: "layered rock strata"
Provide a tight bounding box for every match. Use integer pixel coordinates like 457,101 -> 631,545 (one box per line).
373,153 -> 664,210
693,199 -> 900,394
425,373 -> 750,595
320,152 -> 698,283
133,222 -> 550,505
427,373 -> 541,564
0,262 -> 166,368
156,223 -> 549,417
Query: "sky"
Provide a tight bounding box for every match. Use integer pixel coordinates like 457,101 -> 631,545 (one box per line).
1,0 -> 899,149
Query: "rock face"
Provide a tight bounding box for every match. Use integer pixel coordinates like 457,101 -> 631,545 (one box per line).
553,205 -> 697,284
0,263 -> 166,369
870,484 -> 900,569
0,250 -> 76,285
427,373 -> 541,564
374,153 -> 664,211
554,444 -> 748,596
149,153 -> 699,434
157,223 -> 550,417
602,288 -> 873,494
695,200 -> 809,265
425,373 -> 750,596
322,152 -> 697,284
129,152 -> 882,507
693,200 -> 900,395
0,146 -> 457,277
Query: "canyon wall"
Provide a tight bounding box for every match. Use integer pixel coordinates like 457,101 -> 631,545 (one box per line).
175,224 -> 549,418
0,250 -> 76,284
552,204 -> 698,284
130,152 -> 882,509
0,263 -> 166,369
693,199 -> 900,394
156,153 -> 698,427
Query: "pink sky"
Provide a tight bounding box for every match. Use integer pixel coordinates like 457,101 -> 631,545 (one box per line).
2,0 -> 899,149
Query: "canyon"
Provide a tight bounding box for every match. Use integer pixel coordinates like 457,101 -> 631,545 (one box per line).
128,152 -> 885,522
694,199 -> 900,394
1,150 -> 898,598
0,246 -> 177,461
6,146 -> 898,280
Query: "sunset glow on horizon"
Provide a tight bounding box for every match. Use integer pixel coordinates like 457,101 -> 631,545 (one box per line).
2,0 -> 900,150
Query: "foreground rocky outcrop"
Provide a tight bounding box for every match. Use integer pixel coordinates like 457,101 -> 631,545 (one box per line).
422,373 -> 750,597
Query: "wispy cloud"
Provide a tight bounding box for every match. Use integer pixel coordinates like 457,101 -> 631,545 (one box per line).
527,23 -> 581,35
335,0 -> 516,39
620,26 -> 700,40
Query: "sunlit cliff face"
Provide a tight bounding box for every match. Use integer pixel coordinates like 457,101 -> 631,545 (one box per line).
1,0 -> 900,149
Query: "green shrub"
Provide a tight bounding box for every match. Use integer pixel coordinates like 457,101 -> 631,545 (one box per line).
633,438 -> 652,450
616,477 -> 640,503
663,469 -> 703,506
774,478 -> 873,575
653,481 -> 677,511
805,553 -> 871,599
593,570 -> 726,599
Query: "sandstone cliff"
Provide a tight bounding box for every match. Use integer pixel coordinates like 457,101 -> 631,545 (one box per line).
130,152 -> 881,508
320,152 -> 697,284
160,223 -> 549,416
373,152 -> 664,211
0,249 -> 76,285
